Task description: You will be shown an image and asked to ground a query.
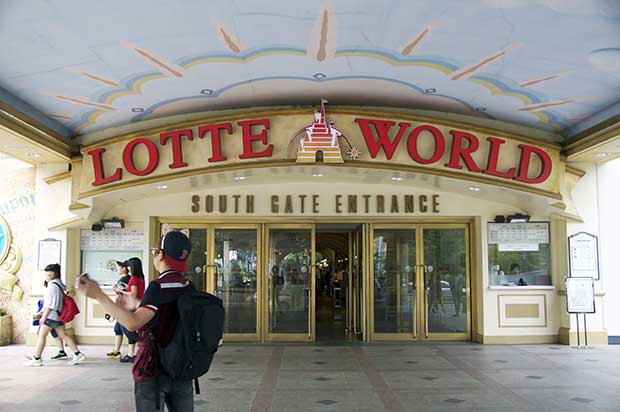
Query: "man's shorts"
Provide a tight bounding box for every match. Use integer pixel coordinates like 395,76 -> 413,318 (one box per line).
44,318 -> 64,330
114,321 -> 138,344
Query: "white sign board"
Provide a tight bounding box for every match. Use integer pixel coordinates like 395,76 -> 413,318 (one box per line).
568,232 -> 599,280
38,239 -> 62,270
565,277 -> 595,314
488,223 -> 549,244
80,229 -> 144,251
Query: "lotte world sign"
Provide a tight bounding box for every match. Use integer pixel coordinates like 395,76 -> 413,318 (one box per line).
80,100 -> 559,198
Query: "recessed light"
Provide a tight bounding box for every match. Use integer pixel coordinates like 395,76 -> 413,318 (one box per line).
391,177 -> 403,181
313,73 -> 327,80
233,176 -> 246,181
131,107 -> 145,113
595,152 -> 610,158
475,107 -> 487,112
156,185 -> 168,190
200,89 -> 213,95
469,186 -> 481,191
26,153 -> 41,159
425,88 -> 437,94
312,173 -> 324,177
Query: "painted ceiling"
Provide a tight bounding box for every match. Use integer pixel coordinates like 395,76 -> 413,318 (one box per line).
0,0 -> 619,141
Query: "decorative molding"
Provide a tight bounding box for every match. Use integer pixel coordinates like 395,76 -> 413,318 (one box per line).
565,165 -> 586,178
68,202 -> 90,211
563,118 -> 620,158
43,170 -> 71,185
47,217 -> 83,232
481,334 -> 558,344
558,327 -> 608,345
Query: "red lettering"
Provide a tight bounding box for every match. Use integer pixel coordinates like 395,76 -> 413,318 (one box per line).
483,137 -> 516,179
160,128 -> 193,169
514,144 -> 552,184
407,125 -> 445,164
122,138 -> 159,176
238,119 -> 272,159
88,148 -> 122,186
444,130 -> 482,172
355,118 -> 410,160
198,122 -> 233,163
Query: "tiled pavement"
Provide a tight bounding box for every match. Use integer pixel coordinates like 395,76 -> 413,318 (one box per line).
1,343 -> 620,411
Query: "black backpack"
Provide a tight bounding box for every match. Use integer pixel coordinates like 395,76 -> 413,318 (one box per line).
148,285 -> 225,408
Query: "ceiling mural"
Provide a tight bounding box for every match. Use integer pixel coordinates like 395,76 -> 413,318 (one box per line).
0,0 -> 618,140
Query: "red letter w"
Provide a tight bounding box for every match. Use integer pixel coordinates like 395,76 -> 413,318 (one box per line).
354,118 -> 410,160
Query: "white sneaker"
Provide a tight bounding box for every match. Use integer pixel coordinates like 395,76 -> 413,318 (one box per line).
24,357 -> 43,367
68,353 -> 86,365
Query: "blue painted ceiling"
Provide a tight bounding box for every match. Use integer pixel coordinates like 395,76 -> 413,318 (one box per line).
0,0 -> 618,141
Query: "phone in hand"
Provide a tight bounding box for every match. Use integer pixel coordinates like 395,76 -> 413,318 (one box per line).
79,273 -> 91,285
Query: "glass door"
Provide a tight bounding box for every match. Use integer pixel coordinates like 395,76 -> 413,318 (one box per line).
209,225 -> 260,341
421,225 -> 470,340
264,224 -> 315,341
370,225 -> 417,340
370,223 -> 470,341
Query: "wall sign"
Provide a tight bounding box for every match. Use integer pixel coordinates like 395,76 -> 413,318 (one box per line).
568,232 -> 599,280
80,229 -> 144,251
488,222 -> 549,252
565,277 -> 595,314
37,239 -> 62,270
78,103 -> 561,199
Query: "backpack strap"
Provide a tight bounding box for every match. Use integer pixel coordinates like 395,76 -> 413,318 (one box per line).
51,282 -> 65,312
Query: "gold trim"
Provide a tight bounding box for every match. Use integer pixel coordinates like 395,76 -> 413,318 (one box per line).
0,216 -> 13,265
77,160 -> 563,201
69,202 -> 90,211
47,216 -> 83,232
482,334 -> 558,344
563,117 -> 620,157
81,107 -> 562,152
0,102 -> 77,160
43,170 -> 71,185
565,165 -> 586,178
497,294 -> 547,328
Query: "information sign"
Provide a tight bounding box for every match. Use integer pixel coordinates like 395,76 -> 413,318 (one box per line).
488,222 -> 549,244
565,277 -> 595,314
568,232 -> 599,280
37,239 -> 62,270
80,229 -> 144,251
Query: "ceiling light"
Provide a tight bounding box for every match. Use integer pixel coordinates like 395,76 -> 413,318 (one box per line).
131,107 -> 145,113
233,176 -> 246,181
475,107 -> 487,112
506,213 -> 530,223
312,173 -> 324,177
101,217 -> 125,229
200,89 -> 213,95
425,88 -> 437,94
313,73 -> 327,80
595,152 -> 610,158
156,185 -> 168,190
469,186 -> 480,191
391,177 -> 403,181
26,153 -> 41,159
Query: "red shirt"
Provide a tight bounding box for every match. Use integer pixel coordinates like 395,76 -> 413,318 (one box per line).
127,276 -> 145,300
132,271 -> 191,382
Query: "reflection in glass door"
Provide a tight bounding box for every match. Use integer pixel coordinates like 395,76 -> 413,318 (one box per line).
167,226 -> 207,291
212,227 -> 259,340
372,227 -> 416,338
423,226 -> 469,339
266,225 -> 314,340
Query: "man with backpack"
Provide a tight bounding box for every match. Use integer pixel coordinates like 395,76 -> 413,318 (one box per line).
77,230 -> 224,412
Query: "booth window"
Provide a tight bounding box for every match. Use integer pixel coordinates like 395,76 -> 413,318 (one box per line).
488,222 -> 551,286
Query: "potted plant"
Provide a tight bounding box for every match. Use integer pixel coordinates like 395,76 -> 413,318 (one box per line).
0,308 -> 11,346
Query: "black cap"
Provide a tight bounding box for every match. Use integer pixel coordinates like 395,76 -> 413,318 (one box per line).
116,260 -> 129,268
159,230 -> 192,272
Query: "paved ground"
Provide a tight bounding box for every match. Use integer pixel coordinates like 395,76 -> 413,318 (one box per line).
1,343 -> 619,412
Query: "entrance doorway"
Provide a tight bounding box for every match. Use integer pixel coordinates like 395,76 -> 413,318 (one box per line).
315,224 -> 364,342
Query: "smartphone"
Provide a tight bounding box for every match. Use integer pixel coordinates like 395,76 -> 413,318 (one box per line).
79,273 -> 91,285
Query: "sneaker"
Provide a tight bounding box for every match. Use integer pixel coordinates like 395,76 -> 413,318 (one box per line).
24,357 -> 43,367
120,355 -> 135,363
51,351 -> 68,360
68,353 -> 86,366
106,351 -> 121,359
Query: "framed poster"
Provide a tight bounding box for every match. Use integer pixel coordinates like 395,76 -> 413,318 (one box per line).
568,232 -> 599,280
38,238 -> 62,270
565,277 -> 595,314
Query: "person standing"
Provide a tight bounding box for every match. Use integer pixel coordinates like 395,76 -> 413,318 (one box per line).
116,257 -> 146,363
77,231 -> 195,412
106,260 -> 131,359
25,263 -> 86,367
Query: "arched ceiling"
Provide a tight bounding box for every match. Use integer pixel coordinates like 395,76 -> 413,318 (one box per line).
0,0 -> 619,142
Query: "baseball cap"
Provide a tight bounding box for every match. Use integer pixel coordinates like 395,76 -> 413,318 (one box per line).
116,260 -> 129,268
159,230 -> 191,272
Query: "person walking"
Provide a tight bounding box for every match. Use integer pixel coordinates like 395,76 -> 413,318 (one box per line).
31,279 -> 67,360
77,231 -> 195,412
25,263 -> 86,367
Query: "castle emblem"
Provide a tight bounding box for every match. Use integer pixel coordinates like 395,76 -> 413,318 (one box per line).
295,99 -> 360,163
